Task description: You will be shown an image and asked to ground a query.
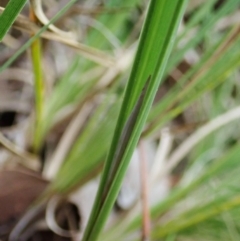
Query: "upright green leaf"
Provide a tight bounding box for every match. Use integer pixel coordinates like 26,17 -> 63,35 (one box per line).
82,1 -> 188,240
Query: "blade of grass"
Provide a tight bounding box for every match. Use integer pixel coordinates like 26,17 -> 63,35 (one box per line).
161,105 -> 240,178
148,25 -> 240,124
176,0 -> 217,45
82,1 -> 188,240
152,194 -> 240,239
29,5 -> 44,153
30,0 -> 75,39
165,0 -> 240,75
145,27 -> 240,136
0,132 -> 39,170
0,0 -> 27,41
50,100 -> 121,194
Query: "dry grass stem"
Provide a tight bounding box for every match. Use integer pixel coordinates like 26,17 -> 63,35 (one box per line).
0,7 -> 115,67
162,105 -> 240,179
43,103 -> 94,180
139,141 -> 151,241
0,132 -> 39,170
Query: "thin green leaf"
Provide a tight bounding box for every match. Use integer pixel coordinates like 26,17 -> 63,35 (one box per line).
165,0 -> 240,75
82,1 -> 188,240
0,0 -> 27,41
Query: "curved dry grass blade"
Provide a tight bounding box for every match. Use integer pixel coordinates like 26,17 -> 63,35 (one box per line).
0,0 -> 112,73
0,7 -> 115,67
9,201 -> 47,241
68,6 -> 133,16
0,132 -> 39,170
43,102 -> 94,180
30,0 -> 76,39
0,68 -> 33,85
161,105 -> 240,179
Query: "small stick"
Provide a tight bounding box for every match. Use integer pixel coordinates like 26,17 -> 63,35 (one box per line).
139,140 -> 151,241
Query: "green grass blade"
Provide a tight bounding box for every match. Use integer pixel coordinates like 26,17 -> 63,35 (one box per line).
0,0 -> 27,41
82,1 -> 188,240
51,101 -> 121,194
175,0 -> 217,46
166,0 -> 240,75
145,26 -> 240,136
31,34 -> 44,153
153,194 -> 240,239
122,142 -> 240,237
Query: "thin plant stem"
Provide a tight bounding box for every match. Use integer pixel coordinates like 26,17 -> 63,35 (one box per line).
152,195 -> 240,238
139,140 -> 151,241
43,102 -> 94,180
0,132 -> 39,170
29,6 -> 44,153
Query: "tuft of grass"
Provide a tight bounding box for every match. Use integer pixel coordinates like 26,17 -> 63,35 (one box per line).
2,0 -> 240,241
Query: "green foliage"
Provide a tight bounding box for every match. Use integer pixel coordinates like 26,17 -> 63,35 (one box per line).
82,1 -> 188,240
0,0 -> 27,41
2,0 -> 240,240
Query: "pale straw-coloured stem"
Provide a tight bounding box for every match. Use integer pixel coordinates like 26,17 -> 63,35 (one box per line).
161,105 -> 240,178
